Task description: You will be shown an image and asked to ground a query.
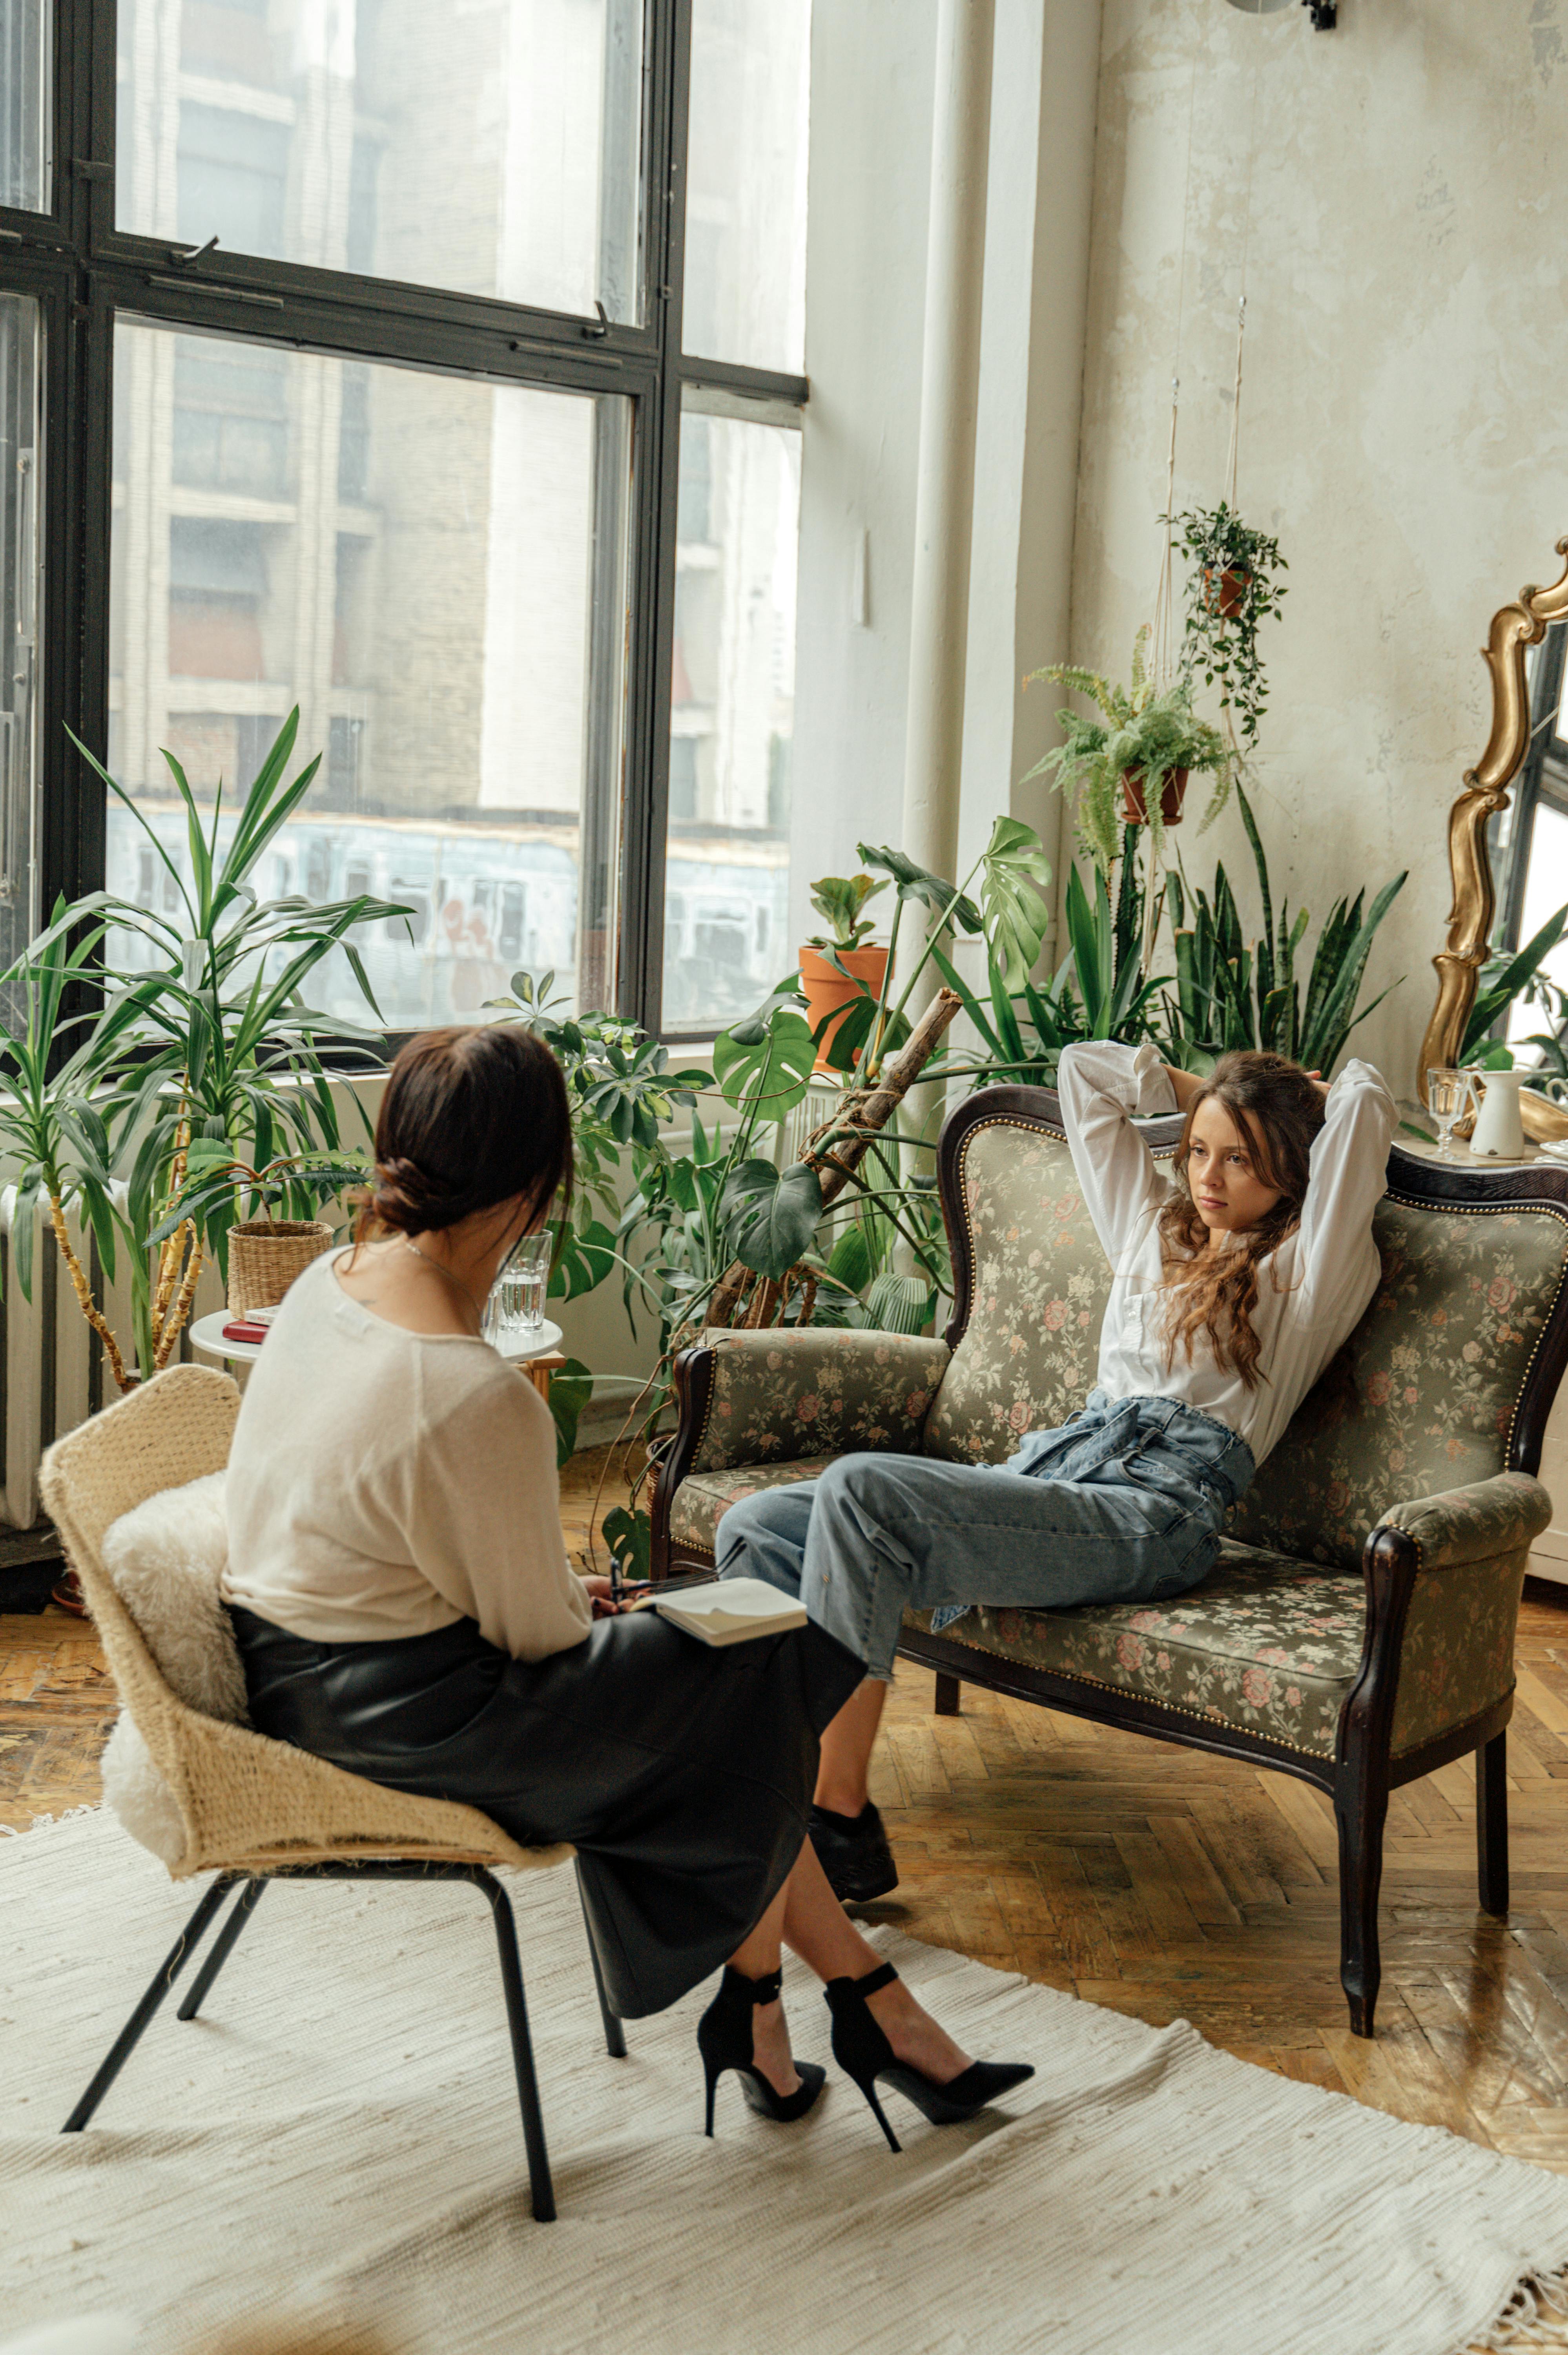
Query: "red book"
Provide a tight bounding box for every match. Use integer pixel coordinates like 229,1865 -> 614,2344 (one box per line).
221,1319 -> 270,1345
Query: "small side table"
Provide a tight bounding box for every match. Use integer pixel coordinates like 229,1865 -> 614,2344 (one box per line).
188,1313 -> 568,1401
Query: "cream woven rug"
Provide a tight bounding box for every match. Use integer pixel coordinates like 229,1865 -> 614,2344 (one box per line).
7,1813 -> 1568,2355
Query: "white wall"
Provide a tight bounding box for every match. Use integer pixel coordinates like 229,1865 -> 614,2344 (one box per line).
791,2 -> 936,945
794,0 -> 1104,977
1069,0 -> 1568,1090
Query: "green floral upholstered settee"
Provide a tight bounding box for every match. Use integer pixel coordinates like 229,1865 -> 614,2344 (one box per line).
651,1084 -> 1568,2039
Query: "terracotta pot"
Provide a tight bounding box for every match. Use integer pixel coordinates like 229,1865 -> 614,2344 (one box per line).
798,943 -> 890,1073
1202,562 -> 1251,620
1121,766 -> 1190,827
51,1568 -> 88,1617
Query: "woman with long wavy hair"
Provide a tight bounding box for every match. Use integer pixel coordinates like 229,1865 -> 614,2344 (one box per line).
717,1042 -> 1397,1908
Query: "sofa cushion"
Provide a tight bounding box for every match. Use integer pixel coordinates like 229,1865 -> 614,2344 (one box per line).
668,1452 -> 851,1560
923,1117 -> 1112,1464
688,1330 -> 949,1476
1228,1194 -> 1568,1570
904,1537 -> 1366,1758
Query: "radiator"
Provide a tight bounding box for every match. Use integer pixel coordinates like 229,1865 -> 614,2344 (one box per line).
0,1189 -> 227,1530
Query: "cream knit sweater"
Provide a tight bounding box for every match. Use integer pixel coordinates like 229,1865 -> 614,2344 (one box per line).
222,1251 -> 593,1661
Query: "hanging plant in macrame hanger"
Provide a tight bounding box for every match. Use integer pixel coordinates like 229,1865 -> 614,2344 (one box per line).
1164,297 -> 1289,761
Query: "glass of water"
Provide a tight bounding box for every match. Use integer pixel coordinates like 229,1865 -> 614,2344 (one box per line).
1426,1068 -> 1475,1157
488,1230 -> 554,1339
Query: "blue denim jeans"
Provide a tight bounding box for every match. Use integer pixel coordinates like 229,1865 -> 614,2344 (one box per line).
715,1390 -> 1256,1682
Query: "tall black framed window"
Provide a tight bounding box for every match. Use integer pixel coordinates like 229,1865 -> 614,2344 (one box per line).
0,0 -> 809,1037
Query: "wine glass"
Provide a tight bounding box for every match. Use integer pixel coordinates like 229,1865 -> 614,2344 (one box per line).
1426,1068 -> 1473,1158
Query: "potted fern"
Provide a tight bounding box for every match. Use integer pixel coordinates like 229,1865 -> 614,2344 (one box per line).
1024,629 -> 1234,872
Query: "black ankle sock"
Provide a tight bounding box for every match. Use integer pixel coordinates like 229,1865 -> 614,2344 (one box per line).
811,1800 -> 875,1832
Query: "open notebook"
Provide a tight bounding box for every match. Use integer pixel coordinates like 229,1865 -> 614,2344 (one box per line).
649,1577 -> 808,1648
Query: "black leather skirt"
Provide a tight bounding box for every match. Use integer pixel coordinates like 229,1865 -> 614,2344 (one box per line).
229,1603 -> 864,2020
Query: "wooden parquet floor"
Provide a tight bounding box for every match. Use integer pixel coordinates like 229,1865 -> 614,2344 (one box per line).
9,1446 -> 1568,2182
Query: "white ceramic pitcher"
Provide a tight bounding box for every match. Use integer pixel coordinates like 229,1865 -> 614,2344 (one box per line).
1468,1068 -> 1530,1158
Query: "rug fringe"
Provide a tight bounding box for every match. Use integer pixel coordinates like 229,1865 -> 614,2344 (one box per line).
1460,2263 -> 1568,2352
0,1803 -> 99,1838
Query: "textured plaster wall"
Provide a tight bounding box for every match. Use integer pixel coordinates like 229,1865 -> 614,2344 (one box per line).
1070,0 -> 1568,1091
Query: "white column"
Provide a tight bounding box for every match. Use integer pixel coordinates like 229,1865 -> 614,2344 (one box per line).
899,0 -> 995,889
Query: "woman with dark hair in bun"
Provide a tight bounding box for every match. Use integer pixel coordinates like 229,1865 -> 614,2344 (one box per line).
222,1024 -> 1030,2154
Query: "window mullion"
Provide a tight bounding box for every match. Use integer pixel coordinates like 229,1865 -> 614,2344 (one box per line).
618,0 -> 689,1030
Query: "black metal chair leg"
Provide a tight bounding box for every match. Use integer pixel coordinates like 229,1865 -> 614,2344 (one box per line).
1477,1728 -> 1510,1915
178,1877 -> 268,2020
62,1874 -> 240,2131
474,1868 -> 556,2223
575,1859 -> 627,2059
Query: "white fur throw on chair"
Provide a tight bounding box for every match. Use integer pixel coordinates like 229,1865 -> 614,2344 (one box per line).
98,1471 -> 247,1866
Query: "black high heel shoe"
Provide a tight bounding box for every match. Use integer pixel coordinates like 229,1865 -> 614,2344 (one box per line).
824,1961 -> 1034,2153
698,1965 -> 827,2136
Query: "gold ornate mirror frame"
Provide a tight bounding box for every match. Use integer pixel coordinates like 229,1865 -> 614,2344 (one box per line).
1420,537 -> 1568,1139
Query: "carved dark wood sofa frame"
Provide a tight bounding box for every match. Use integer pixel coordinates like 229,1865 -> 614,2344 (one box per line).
652,1084 -> 1568,2039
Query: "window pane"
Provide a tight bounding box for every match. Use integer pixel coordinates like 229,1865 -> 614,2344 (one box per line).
110,320 -> 628,1026
0,295 -> 40,985
663,410 -> 798,1031
116,0 -> 642,322
0,0 -> 49,212
684,0 -> 810,372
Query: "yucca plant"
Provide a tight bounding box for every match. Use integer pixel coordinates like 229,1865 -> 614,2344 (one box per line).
50,708 -> 408,1379
0,907 -> 156,1389
1162,782 -> 1406,1074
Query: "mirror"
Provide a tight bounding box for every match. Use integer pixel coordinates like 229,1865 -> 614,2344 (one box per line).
1421,539 -> 1568,1140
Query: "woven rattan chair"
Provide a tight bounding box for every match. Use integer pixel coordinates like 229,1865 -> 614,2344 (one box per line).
40,1362 -> 626,2223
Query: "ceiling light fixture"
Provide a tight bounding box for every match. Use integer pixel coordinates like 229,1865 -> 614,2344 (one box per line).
1225,0 -> 1337,25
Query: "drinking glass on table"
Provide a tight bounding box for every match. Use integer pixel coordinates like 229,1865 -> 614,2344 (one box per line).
487,1229 -> 553,1339
1426,1068 -> 1474,1157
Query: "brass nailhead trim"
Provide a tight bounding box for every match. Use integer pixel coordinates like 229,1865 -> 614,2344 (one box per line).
922,1619 -> 1335,1760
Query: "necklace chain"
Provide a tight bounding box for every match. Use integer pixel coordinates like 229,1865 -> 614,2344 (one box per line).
402,1235 -> 485,1323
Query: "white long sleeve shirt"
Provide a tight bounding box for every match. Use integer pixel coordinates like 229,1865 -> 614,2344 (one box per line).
222,1251 -> 593,1659
1054,1041 -> 1397,1466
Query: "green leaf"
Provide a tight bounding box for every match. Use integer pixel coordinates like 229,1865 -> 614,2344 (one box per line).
724,973 -> 808,1046
824,1221 -> 875,1296
546,1356 -> 594,1470
719,1157 -> 824,1281
856,843 -> 981,933
1461,902 -> 1568,1061
979,815 -> 1053,993
712,1009 -> 816,1121
601,1505 -> 652,1585
864,1271 -> 932,1334
1298,871 -> 1406,1071
806,872 -> 887,948
551,1218 -> 616,1301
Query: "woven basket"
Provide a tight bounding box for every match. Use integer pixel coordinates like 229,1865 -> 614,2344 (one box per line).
226,1219 -> 333,1317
